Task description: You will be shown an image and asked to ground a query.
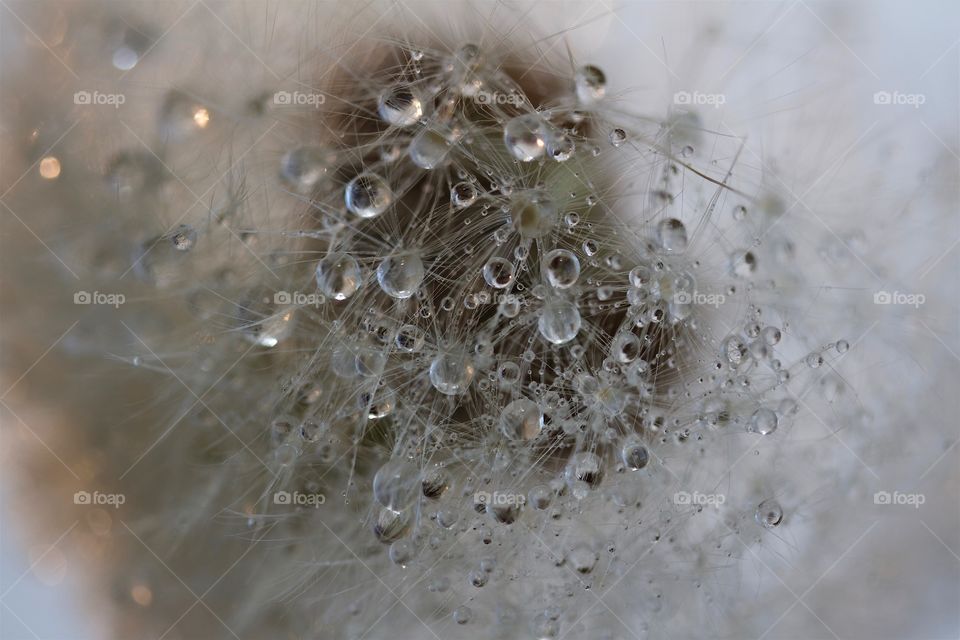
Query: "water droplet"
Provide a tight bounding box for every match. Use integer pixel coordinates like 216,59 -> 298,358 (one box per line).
377,87 -> 423,126
345,173 -> 392,218
538,299 -> 581,345
609,128 -> 626,147
409,127 -> 452,169
395,324 -> 424,352
730,250 -> 757,278
377,253 -> 424,299
565,452 -> 603,488
159,91 -> 210,140
453,606 -> 473,625
574,65 -> 606,104
750,408 -> 778,435
612,333 -> 641,363
656,218 -> 688,252
806,353 -> 824,369
761,326 -> 782,346
732,204 -> 748,221
316,253 -> 361,300
568,544 -> 598,573
372,506 -> 410,543
547,131 -> 575,161
482,257 -> 516,289
755,499 -> 783,528
168,224 -> 196,251
429,352 -> 475,395
451,181 -> 478,207
512,191 -> 557,239
503,114 -> 546,162
374,459 -> 420,510
500,398 -> 543,440
542,249 -> 580,289
621,437 -> 649,470
280,146 -> 332,193
389,539 -> 415,566
836,339 -> 849,354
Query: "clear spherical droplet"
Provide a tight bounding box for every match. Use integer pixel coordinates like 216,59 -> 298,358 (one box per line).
503,114 -> 546,162
377,87 -> 423,127
280,146 -> 332,193
483,257 -> 515,289
451,181 -> 478,208
656,218 -> 688,252
377,253 -> 425,299
731,250 -> 757,278
345,173 -> 392,218
755,499 -> 783,528
574,65 -> 606,104
565,451 -> 603,488
750,408 -> 778,435
500,398 -> 543,440
538,299 -> 581,345
409,127 -> 452,169
609,128 -> 626,147
512,191 -> 557,239
316,253 -> 361,300
395,324 -> 424,352
374,459 -> 421,511
429,352 -> 475,395
542,249 -> 580,289
621,437 -> 649,470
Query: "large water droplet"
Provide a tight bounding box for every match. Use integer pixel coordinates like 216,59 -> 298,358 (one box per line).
316,253 -> 361,300
503,114 -> 546,162
621,437 -> 649,470
377,253 -> 424,299
542,249 -> 580,289
538,299 -> 581,345
755,499 -> 783,528
750,408 -> 778,435
512,191 -> 557,239
280,146 -> 332,193
499,398 -> 543,440
483,257 -> 515,288
377,87 -> 423,126
374,459 -> 421,510
429,352 -> 475,395
345,173 -> 392,218
656,218 -> 688,252
409,127 -> 452,169
574,65 -> 606,104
